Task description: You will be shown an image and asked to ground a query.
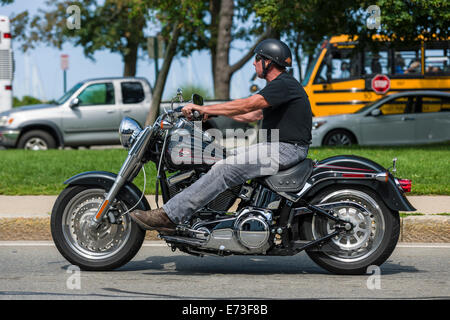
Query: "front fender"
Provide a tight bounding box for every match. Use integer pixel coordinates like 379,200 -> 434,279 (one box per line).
64,171 -> 151,211
304,155 -> 416,212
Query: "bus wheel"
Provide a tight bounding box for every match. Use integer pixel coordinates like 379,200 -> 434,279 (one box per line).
323,130 -> 356,146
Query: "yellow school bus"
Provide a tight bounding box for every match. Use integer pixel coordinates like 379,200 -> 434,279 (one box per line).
302,35 -> 450,116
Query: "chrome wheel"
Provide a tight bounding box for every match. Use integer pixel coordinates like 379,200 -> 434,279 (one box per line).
312,189 -> 385,263
24,137 -> 48,150
61,189 -> 132,260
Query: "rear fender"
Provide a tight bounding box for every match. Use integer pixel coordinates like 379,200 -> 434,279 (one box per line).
64,171 -> 151,211
300,155 -> 416,212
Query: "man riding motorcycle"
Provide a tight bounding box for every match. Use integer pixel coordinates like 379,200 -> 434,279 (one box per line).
130,39 -> 313,232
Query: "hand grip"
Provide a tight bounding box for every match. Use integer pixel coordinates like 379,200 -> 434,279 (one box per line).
193,110 -> 201,119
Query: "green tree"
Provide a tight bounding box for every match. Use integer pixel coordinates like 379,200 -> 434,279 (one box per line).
13,96 -> 43,107
11,0 -> 150,77
253,0 -> 449,80
143,0 -> 209,125
359,0 -> 449,44
253,0 -> 363,80
169,0 -> 274,100
6,0 -> 206,125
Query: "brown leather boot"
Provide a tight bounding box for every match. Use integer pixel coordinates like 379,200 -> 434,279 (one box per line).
129,207 -> 176,233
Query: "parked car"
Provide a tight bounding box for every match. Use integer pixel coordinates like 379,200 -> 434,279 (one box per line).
311,91 -> 450,146
0,77 -> 247,150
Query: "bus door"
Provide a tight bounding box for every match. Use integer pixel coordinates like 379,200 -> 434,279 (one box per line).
308,44 -> 367,116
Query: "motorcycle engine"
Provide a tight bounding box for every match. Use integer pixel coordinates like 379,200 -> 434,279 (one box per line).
234,208 -> 272,250
191,207 -> 272,255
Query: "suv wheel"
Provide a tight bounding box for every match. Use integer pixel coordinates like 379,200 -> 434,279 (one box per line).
17,130 -> 57,150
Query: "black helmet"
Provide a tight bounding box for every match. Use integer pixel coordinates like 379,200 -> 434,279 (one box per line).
254,39 -> 292,68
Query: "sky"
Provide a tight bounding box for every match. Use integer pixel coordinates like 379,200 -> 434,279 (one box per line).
0,0 -> 279,102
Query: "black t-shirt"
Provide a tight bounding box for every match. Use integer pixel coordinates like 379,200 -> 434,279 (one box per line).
258,72 -> 312,145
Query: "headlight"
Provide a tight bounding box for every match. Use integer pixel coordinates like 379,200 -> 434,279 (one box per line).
119,117 -> 143,149
312,120 -> 327,130
0,115 -> 13,126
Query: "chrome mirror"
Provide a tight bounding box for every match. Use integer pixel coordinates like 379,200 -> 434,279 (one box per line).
70,98 -> 80,108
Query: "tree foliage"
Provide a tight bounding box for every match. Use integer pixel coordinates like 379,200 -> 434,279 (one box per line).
252,0 -> 449,78
10,0 -> 151,76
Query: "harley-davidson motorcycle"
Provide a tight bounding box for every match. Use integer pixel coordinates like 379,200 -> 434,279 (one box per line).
51,91 -> 415,274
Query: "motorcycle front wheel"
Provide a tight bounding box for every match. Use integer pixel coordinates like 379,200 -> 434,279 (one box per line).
51,185 -> 146,271
301,186 -> 400,275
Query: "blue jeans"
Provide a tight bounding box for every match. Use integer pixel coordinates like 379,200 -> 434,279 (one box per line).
163,142 -> 309,224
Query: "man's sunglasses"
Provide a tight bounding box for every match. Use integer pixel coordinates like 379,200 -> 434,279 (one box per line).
255,54 -> 263,62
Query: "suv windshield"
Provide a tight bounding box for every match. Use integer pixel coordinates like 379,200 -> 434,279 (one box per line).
54,82 -> 84,105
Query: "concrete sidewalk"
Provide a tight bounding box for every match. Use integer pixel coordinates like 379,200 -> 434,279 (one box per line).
0,195 -> 448,218
0,195 -> 448,243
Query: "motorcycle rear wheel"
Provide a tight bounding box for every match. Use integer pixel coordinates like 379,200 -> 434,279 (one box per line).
301,186 -> 400,275
51,185 -> 146,271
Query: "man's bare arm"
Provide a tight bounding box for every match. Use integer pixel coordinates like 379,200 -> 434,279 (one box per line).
182,94 -> 270,120
231,109 -> 263,122
203,94 -> 269,116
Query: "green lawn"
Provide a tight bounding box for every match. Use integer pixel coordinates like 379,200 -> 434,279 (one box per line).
0,142 -> 448,195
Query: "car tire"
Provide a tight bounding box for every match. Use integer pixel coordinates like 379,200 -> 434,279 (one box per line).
17,130 -> 57,150
323,129 -> 356,146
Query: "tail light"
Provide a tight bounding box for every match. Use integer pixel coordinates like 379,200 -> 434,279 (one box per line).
5,85 -> 12,90
3,33 -> 11,39
398,179 -> 412,193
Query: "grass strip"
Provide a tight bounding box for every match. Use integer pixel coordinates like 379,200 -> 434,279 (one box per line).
0,142 -> 448,195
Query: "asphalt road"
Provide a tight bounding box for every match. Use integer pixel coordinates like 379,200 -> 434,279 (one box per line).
0,242 -> 449,300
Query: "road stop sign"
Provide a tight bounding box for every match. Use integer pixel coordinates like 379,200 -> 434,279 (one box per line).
61,54 -> 69,71
371,74 -> 390,94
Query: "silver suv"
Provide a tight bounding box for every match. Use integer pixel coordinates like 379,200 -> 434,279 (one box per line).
0,77 -> 152,150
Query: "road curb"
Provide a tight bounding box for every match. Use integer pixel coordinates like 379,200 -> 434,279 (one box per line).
1,216 -> 449,243
400,215 -> 450,243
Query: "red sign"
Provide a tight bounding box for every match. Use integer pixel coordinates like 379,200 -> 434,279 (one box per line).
61,54 -> 69,70
371,74 -> 390,94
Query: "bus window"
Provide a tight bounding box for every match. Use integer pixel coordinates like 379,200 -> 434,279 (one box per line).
425,42 -> 449,75
393,46 -> 422,75
313,48 -> 360,83
364,50 -> 389,75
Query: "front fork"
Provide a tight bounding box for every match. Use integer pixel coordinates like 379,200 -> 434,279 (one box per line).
90,127 -> 153,229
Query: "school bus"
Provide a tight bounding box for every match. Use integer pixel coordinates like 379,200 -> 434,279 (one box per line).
0,16 -> 13,112
302,35 -> 450,116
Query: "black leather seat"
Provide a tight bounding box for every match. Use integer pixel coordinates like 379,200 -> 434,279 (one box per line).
261,158 -> 313,193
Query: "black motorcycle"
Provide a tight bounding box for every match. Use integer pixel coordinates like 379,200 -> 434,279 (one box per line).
51,92 -> 415,274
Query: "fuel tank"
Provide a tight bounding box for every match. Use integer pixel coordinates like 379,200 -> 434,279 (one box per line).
165,118 -> 226,170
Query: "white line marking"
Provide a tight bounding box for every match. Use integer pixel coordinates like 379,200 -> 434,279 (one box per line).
0,241 -> 449,248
